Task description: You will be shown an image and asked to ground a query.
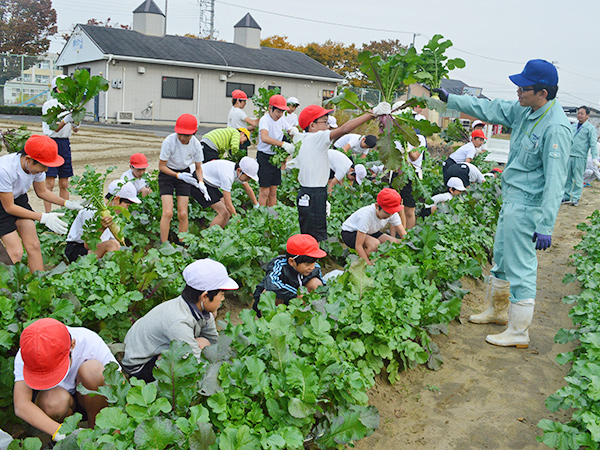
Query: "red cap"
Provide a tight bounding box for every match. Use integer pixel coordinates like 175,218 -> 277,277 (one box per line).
232,89 -> 248,100
471,129 -> 487,140
130,153 -> 149,168
377,188 -> 403,214
20,318 -> 72,390
286,234 -> 327,258
174,114 -> 198,134
24,135 -> 64,167
268,94 -> 289,111
298,105 -> 334,130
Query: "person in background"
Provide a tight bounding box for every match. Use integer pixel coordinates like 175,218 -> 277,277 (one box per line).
327,115 -> 339,130
0,135 -> 83,272
434,59 -> 572,348
443,130 -> 486,178
13,318 -> 117,442
227,89 -> 259,130
285,97 -> 300,128
120,153 -> 151,197
419,177 -> 466,217
42,75 -> 79,213
122,259 -> 238,382
472,119 -> 486,131
198,127 -> 251,163
327,149 -> 367,193
333,133 -> 377,159
562,106 -> 598,206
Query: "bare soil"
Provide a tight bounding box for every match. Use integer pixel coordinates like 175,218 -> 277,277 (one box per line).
1,119 -> 594,449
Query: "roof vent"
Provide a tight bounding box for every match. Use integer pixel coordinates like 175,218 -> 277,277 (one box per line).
233,13 -> 261,49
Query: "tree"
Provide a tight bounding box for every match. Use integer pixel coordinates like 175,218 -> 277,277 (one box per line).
361,39 -> 407,59
0,0 -> 57,105
260,35 -> 299,51
61,18 -> 131,42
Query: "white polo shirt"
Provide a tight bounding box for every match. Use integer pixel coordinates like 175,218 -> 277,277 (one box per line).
449,141 -> 477,163
334,134 -> 367,155
328,150 -> 353,182
159,133 -> 203,171
257,114 -> 288,155
342,204 -> 401,235
0,153 -> 45,198
14,327 -> 118,394
201,159 -> 238,192
297,130 -> 332,187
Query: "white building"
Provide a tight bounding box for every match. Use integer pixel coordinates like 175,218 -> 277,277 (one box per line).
56,0 -> 343,125
4,54 -> 60,106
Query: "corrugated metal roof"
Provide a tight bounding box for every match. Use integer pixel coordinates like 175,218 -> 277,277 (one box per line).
79,24 -> 343,80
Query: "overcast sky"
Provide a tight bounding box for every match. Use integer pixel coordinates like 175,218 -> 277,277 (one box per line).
49,0 -> 600,108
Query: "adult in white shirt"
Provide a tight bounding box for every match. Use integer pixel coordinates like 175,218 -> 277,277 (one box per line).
0,135 -> 83,272
285,97 -> 300,128
42,76 -> 79,213
13,318 -> 117,442
120,153 -> 151,197
227,89 -> 259,130
333,133 -> 377,159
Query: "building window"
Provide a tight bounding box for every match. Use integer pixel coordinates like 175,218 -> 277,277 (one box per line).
162,77 -> 194,100
37,61 -> 50,69
322,89 -> 335,101
35,75 -> 49,84
22,74 -> 31,82
226,82 -> 254,98
268,86 -> 281,92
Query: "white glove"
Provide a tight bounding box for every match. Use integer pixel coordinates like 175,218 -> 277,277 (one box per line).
197,181 -> 211,201
63,113 -> 74,124
372,101 -> 391,116
64,199 -> 84,210
177,172 -> 197,186
40,212 -> 68,234
282,142 -> 295,155
595,159 -> 600,168
326,201 -> 331,217
392,101 -> 403,113
483,173 -> 495,179
288,127 -> 299,138
53,424 -> 66,442
253,203 -> 260,209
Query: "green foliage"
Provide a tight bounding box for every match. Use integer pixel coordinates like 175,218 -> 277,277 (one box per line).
414,34 -> 466,90
439,119 -> 470,145
0,106 -> 42,116
1,125 -> 31,153
42,69 -> 109,129
250,87 -> 280,143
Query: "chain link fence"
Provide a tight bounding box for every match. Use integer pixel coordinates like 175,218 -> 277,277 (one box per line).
0,53 -> 60,107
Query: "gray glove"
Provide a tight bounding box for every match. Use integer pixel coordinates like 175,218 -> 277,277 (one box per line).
282,142 -> 295,154
177,172 -> 197,186
197,181 -> 211,201
40,212 -> 68,234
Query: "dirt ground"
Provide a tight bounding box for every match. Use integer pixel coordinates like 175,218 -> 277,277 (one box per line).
1,119 -> 595,449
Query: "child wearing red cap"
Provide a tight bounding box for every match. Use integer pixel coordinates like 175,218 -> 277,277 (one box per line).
227,89 -> 259,130
295,101 -> 391,242
443,129 -> 486,179
0,135 -> 84,272
252,233 -> 326,316
122,258 -> 238,382
341,188 -> 407,265
256,94 -> 298,206
158,114 -> 209,244
13,318 -> 117,441
120,152 -> 152,197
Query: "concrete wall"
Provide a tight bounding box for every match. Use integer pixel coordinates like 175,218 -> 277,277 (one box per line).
132,12 -> 165,37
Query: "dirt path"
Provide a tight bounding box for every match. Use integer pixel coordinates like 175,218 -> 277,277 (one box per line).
355,189 -> 599,450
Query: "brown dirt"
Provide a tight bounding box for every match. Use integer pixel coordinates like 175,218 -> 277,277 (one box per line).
1,119 -> 594,449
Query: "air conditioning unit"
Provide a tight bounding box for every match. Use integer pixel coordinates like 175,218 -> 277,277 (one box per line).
116,111 -> 134,124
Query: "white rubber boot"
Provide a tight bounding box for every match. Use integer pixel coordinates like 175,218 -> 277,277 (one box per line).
485,298 -> 534,348
469,275 -> 510,324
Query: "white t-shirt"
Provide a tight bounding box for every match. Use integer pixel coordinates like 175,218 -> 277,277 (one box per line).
227,107 -> 248,129
14,327 -> 118,394
201,159 -> 238,192
297,130 -> 332,187
42,99 -> 72,139
0,153 -> 45,198
285,112 -> 299,128
426,192 -> 453,208
342,203 -> 401,235
414,113 -> 427,121
257,114 -> 288,155
395,134 -> 426,174
328,150 -> 352,182
334,134 -> 367,155
120,169 -> 148,193
159,133 -> 203,171
66,208 -> 116,244
449,141 -> 477,163
464,162 -> 485,184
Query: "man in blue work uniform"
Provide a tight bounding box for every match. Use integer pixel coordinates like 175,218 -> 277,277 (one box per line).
562,106 -> 598,206
434,59 -> 572,348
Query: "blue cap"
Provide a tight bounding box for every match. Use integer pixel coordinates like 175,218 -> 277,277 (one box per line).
509,59 -> 558,87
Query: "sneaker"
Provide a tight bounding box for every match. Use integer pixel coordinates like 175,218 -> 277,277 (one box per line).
561,198 -> 571,204
571,201 -> 579,207
584,182 -> 591,187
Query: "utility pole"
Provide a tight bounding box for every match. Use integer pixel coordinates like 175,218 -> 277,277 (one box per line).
198,0 -> 216,39
406,33 -> 421,101
164,0 -> 168,35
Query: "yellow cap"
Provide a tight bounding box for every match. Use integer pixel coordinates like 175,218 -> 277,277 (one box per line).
238,127 -> 250,140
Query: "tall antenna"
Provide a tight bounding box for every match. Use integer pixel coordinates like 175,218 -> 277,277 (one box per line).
197,0 -> 217,39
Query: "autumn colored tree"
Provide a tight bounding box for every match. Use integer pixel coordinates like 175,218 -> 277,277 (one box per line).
361,39 -> 407,59
260,35 -> 299,51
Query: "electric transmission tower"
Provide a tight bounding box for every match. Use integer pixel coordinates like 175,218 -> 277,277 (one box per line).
197,0 -> 216,39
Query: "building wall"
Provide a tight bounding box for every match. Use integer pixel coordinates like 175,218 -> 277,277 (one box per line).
65,59 -> 339,125
4,54 -> 60,106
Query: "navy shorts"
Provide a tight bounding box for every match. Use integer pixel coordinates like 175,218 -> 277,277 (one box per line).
121,355 -> 160,383
297,186 -> 328,242
190,179 -> 222,208
400,180 -> 416,208
158,169 -> 192,197
201,142 -> 219,163
65,241 -> 88,263
46,138 -> 73,178
0,194 -> 33,237
257,151 -> 281,187
341,230 -> 383,249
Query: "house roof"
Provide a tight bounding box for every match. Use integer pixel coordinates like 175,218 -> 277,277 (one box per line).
441,79 -> 489,100
133,0 -> 165,16
234,13 -> 261,30
76,24 -> 343,81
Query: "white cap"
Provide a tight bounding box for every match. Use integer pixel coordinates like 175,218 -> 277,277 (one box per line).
447,177 -> 466,191
51,75 -> 68,90
183,258 -> 239,291
354,164 -> 367,184
327,116 -> 338,128
239,156 -> 259,182
472,120 -> 485,128
108,180 -> 141,203
287,96 -> 299,105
